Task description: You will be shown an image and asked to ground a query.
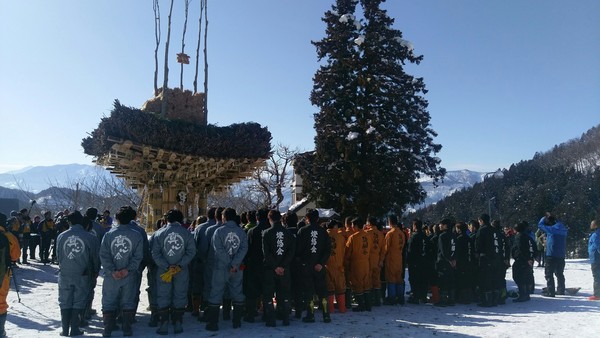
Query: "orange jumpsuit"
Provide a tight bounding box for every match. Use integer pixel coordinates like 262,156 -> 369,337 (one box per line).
326,229 -> 346,294
383,227 -> 406,283
367,227 -> 385,290
340,227 -> 356,288
0,227 -> 21,314
345,230 -> 371,294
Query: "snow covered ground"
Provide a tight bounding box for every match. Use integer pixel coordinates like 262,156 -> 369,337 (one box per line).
6,259 -> 599,337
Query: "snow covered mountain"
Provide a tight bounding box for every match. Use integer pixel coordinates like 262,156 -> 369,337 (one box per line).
0,164 -> 481,211
417,169 -> 485,207
0,164 -> 114,193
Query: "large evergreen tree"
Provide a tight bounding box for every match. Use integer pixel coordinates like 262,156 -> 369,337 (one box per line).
301,0 -> 445,218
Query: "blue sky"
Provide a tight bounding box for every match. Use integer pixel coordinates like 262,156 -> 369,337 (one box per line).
1,0 -> 599,174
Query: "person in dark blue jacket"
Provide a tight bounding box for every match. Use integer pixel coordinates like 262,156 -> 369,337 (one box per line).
588,220 -> 600,301
537,212 -> 568,297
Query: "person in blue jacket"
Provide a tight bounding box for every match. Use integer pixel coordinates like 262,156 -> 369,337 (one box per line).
588,220 -> 600,301
537,212 -> 568,297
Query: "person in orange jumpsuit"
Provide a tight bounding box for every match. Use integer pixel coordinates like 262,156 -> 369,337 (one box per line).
366,217 -> 385,306
0,213 -> 22,337
325,220 -> 346,313
340,217 -> 356,305
382,215 -> 406,305
344,217 -> 372,312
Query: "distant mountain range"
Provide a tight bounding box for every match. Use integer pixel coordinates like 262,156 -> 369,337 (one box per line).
0,164 -> 484,212
0,164 -> 114,194
417,169 -> 488,207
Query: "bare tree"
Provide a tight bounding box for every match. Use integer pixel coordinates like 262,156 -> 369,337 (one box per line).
193,0 -> 205,94
208,185 -> 263,212
34,169 -> 140,216
152,0 -> 161,96
250,144 -> 298,209
203,0 -> 209,117
160,0 -> 175,117
179,0 -> 191,89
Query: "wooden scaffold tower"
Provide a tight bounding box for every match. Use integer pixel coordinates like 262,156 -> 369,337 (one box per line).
82,0 -> 271,227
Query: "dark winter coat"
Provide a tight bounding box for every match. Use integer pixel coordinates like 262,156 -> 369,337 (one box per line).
262,221 -> 295,270
295,222 -> 331,268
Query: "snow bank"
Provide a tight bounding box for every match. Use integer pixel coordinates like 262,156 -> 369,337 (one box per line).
5,259 -> 599,337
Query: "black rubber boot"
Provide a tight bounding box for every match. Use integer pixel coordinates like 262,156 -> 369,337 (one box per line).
243,298 -> 256,323
397,283 -> 406,305
477,292 -> 494,307
60,309 -> 72,337
265,301 -> 276,327
222,299 -> 232,321
294,298 -> 304,319
205,305 -> 220,332
491,290 -> 500,306
321,298 -> 331,323
70,309 -> 84,336
345,288 -> 353,306
281,300 -> 290,326
447,289 -> 456,306
156,308 -> 170,335
122,309 -> 135,337
148,306 -> 159,327
102,311 -> 116,337
302,300 -> 315,323
513,284 -> 530,302
232,302 -> 244,329
352,293 -> 365,312
172,308 -> 185,334
364,291 -> 372,312
371,289 -> 381,306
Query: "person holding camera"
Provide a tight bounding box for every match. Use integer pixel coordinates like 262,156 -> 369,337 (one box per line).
537,212 -> 568,297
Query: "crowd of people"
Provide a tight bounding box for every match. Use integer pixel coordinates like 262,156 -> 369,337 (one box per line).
0,206 -> 598,337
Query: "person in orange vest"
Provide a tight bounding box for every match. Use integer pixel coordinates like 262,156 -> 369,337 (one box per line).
325,219 -> 346,313
39,211 -> 56,264
382,215 -> 406,305
18,209 -> 32,265
0,213 -> 22,337
345,217 -> 372,312
366,217 -> 385,306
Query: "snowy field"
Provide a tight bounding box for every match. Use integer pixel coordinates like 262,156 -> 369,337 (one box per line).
5,259 -> 599,338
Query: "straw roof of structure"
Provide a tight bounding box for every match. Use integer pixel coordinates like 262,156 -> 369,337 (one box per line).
82,100 -> 271,160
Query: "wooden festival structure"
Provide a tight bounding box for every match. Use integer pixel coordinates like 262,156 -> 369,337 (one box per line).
82,95 -> 271,227
82,2 -> 271,227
